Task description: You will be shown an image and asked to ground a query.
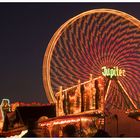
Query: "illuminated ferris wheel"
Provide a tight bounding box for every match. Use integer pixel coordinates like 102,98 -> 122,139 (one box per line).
43,9 -> 140,110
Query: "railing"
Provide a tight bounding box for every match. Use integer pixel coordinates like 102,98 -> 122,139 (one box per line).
61,77 -> 100,93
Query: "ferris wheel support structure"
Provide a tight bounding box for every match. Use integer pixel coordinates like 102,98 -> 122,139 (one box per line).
104,79 -> 138,110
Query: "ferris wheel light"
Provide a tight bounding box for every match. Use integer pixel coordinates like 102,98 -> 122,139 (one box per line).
105,80 -> 111,101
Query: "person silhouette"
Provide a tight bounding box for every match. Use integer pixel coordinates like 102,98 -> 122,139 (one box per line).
22,121 -> 37,137
62,124 -> 76,137
94,129 -> 110,137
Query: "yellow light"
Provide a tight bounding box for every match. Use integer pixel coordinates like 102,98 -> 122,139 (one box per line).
105,80 -> 111,101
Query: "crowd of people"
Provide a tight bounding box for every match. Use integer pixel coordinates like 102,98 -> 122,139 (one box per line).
21,122 -> 111,138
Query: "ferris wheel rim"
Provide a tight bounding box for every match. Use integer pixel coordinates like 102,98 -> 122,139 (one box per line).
43,8 -> 140,103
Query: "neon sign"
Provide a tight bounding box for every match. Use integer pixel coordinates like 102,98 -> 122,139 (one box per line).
102,66 -> 126,78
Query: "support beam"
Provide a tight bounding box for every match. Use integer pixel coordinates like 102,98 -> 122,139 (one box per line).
117,80 -> 138,110
105,80 -> 112,101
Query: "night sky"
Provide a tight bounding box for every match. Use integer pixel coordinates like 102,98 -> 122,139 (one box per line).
0,3 -> 140,104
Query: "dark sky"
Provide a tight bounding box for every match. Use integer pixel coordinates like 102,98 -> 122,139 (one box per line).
0,3 -> 140,104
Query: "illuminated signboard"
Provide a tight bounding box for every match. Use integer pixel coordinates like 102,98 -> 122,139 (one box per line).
102,66 -> 126,78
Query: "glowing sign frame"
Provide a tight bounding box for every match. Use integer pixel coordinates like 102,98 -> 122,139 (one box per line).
102,66 -> 126,78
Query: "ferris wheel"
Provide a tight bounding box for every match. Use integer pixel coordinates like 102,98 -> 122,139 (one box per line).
43,9 -> 140,110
